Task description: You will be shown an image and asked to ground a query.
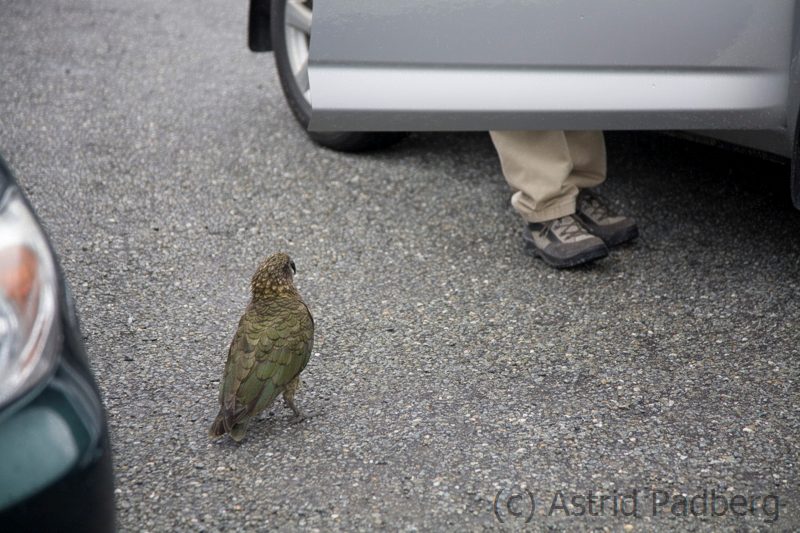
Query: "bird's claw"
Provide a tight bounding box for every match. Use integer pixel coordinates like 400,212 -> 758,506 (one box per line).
289,410 -> 314,424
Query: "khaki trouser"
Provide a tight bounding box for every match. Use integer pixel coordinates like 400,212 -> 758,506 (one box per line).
489,130 -> 606,223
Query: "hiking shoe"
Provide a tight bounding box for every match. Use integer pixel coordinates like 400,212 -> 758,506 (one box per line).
576,191 -> 639,247
523,215 -> 608,268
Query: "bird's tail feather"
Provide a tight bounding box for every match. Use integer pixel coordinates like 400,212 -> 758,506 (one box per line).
208,413 -> 226,438
229,422 -> 248,442
209,411 -> 249,442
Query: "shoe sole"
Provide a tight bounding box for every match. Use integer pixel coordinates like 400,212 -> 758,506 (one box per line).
602,225 -> 639,248
523,239 -> 608,268
574,212 -> 639,248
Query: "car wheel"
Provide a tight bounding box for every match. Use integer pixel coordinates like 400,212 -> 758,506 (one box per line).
792,112 -> 800,209
270,0 -> 404,152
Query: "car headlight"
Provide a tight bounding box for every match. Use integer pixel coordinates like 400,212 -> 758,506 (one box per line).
0,187 -> 59,410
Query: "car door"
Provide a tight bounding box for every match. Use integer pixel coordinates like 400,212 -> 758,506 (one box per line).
308,0 -> 795,133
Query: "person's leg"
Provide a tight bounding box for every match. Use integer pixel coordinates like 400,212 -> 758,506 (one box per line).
490,130 -> 607,268
563,130 -> 606,190
489,130 -> 578,223
564,131 -> 639,246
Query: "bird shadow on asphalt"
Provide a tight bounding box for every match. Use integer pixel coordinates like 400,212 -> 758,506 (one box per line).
209,407 -> 321,447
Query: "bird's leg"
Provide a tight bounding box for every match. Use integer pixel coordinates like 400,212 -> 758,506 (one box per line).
283,377 -> 308,422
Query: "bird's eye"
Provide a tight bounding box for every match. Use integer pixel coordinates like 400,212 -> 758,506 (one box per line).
290,261 -> 296,274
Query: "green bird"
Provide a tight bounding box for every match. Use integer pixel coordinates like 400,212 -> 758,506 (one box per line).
209,252 -> 314,442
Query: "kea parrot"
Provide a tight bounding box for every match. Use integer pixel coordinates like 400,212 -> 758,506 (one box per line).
209,252 -> 314,442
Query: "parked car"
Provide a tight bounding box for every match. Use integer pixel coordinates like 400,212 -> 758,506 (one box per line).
248,0 -> 800,208
0,156 -> 115,532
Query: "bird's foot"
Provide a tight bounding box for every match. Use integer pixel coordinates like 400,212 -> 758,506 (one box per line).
289,411 -> 311,424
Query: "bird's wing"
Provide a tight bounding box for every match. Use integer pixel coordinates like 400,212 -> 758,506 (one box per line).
298,300 -> 314,371
220,298 -> 314,427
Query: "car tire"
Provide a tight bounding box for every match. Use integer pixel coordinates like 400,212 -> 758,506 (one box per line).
270,0 -> 404,152
792,112 -> 800,209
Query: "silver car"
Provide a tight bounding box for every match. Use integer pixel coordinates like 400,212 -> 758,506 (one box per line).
248,0 -> 800,207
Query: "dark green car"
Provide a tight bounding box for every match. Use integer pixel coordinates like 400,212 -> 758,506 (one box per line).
0,157 -> 115,532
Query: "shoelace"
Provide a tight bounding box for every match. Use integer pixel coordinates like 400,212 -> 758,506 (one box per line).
550,216 -> 585,241
581,194 -> 613,221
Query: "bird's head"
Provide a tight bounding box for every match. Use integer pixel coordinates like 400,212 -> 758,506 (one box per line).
251,252 -> 298,299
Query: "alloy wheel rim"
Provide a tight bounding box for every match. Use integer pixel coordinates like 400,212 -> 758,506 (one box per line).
284,0 -> 312,105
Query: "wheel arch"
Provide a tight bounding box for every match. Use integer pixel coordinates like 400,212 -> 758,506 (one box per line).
788,5 -> 800,208
249,0 -> 272,52
791,109 -> 800,208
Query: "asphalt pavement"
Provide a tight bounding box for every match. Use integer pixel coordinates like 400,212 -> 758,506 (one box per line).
1,0 -> 799,531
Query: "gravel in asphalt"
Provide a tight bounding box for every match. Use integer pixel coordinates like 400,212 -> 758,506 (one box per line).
1,0 -> 798,530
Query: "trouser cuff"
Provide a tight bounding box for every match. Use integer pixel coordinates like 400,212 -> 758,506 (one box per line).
518,197 -> 577,223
